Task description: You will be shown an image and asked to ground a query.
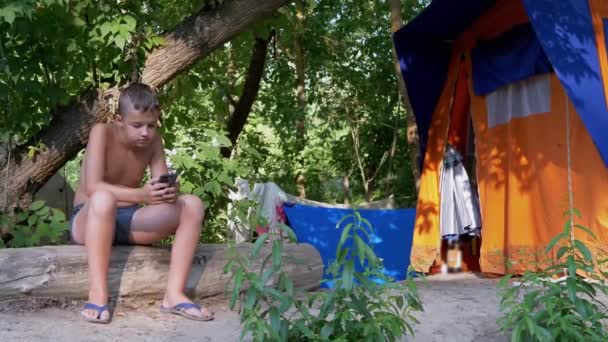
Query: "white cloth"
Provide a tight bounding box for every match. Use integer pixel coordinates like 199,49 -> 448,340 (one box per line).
249,182 -> 288,241
227,178 -> 252,243
486,74 -> 551,128
440,145 -> 482,238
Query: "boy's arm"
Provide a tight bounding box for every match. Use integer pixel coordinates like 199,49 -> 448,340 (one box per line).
84,124 -> 145,203
149,137 -> 169,180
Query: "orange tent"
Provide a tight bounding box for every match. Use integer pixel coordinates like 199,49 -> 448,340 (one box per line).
394,0 -> 608,274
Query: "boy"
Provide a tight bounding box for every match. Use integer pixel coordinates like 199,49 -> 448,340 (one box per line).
70,83 -> 213,323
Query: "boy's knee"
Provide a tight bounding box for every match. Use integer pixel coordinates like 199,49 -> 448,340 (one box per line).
89,190 -> 117,215
178,194 -> 205,220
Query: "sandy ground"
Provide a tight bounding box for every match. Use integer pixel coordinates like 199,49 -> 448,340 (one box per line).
0,274 -> 508,342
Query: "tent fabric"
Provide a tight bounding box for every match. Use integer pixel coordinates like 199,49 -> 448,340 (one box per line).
409,0 -> 531,272
405,0 -> 608,274
471,24 -> 552,95
282,204 -> 416,288
393,0 -> 528,161
392,34 -> 451,169
590,0 -> 608,122
522,0 -> 608,166
392,0 -> 496,165
394,0 -> 608,166
471,74 -> 608,274
446,58 -> 471,155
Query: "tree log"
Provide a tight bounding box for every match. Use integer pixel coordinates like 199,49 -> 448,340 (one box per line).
0,0 -> 291,210
0,243 -> 322,301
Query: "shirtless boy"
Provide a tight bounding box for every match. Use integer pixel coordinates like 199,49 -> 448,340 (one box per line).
70,83 -> 213,323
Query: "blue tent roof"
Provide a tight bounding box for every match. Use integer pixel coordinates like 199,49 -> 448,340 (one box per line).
394,0 -> 608,166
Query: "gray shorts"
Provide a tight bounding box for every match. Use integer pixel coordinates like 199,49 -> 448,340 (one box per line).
70,203 -> 141,245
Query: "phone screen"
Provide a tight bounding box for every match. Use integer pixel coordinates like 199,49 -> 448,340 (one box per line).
158,173 -> 177,185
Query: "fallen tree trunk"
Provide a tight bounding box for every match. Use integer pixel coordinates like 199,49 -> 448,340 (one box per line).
0,243 -> 322,301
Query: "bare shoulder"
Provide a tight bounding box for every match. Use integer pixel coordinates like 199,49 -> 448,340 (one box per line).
89,122 -> 111,139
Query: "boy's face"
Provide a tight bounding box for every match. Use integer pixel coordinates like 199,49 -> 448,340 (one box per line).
116,109 -> 160,148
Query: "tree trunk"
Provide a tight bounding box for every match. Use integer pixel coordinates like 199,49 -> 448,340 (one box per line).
294,0 -> 307,199
0,0 -> 291,211
390,0 -> 421,192
0,243 -> 322,301
221,35 -> 272,158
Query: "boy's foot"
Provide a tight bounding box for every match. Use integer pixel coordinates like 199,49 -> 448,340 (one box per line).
81,303 -> 111,324
160,296 -> 214,321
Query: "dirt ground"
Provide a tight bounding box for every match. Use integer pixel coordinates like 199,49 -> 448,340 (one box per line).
0,273 -> 508,342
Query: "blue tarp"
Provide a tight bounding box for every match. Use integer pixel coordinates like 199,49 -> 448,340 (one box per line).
393,0 -> 608,166
282,204 -> 416,288
471,24 -> 552,95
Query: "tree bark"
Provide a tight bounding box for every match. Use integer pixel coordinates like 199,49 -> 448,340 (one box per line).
390,0 -> 421,192
0,243 -> 322,301
0,0 -> 291,211
294,0 -> 307,199
221,35 -> 272,158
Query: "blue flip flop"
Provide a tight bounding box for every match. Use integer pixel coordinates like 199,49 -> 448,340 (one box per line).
81,303 -> 111,324
160,302 -> 214,321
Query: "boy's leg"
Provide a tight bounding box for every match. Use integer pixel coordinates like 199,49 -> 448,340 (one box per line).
129,194 -> 210,319
71,190 -> 117,321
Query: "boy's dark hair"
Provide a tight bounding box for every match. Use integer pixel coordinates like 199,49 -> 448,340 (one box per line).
118,83 -> 160,115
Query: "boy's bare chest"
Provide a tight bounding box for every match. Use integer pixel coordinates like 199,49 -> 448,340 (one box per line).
104,142 -> 151,186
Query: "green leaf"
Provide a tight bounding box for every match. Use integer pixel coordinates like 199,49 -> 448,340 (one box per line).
342,259 -> 354,291
30,200 -> 45,211
353,234 -> 366,267
215,135 -> 232,147
230,268 -> 243,308
320,323 -> 334,338
122,15 -> 137,30
98,22 -> 112,38
35,206 -> 50,217
269,307 -> 281,333
49,221 -> 68,233
223,259 -> 234,274
0,6 -> 17,25
244,287 -> 257,310
51,209 -> 66,222
566,276 -> 577,303
557,245 -> 569,261
396,295 -> 404,309
150,35 -> 165,46
202,181 -> 222,197
545,233 -> 565,253
252,234 -> 268,258
573,240 -> 593,262
27,214 -> 38,226
113,35 -> 126,50
280,224 -> 298,243
336,223 -> 353,253
294,320 -> 315,338
272,240 -> 281,270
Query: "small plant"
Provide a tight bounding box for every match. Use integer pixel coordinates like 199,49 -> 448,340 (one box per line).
0,200 -> 69,248
497,209 -> 608,341
224,210 -> 423,341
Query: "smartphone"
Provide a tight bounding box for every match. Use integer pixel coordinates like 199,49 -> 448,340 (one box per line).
158,173 -> 178,186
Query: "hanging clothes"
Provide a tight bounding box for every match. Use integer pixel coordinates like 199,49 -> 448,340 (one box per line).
439,144 -> 482,240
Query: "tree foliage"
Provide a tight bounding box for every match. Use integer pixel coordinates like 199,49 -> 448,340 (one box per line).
1,0 -> 426,245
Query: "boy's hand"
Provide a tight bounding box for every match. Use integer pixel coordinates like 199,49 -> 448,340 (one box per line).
143,179 -> 178,205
